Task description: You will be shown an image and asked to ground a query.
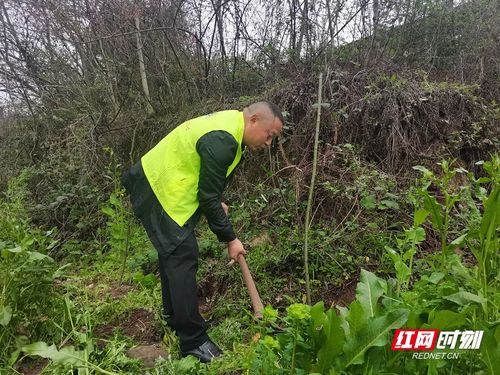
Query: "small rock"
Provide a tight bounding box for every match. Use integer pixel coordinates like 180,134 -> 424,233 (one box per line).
249,232 -> 272,247
126,344 -> 169,368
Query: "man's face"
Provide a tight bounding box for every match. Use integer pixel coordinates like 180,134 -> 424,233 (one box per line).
244,116 -> 283,150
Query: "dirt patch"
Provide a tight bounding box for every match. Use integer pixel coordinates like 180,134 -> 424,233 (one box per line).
95,308 -> 159,344
108,282 -> 135,300
319,277 -> 359,308
85,280 -> 136,301
15,358 -> 48,375
198,266 -> 230,317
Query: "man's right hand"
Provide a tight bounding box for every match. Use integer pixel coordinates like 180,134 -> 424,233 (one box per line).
227,238 -> 247,262
221,202 -> 229,216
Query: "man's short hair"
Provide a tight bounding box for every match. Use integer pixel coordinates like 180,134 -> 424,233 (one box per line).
263,101 -> 285,126
249,101 -> 285,126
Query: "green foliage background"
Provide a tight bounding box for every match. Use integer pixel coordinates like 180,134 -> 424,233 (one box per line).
0,0 -> 499,373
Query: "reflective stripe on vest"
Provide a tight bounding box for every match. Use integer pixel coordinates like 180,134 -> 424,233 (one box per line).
141,110 -> 244,227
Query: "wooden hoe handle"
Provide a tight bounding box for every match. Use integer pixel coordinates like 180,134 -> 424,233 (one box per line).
237,255 -> 264,318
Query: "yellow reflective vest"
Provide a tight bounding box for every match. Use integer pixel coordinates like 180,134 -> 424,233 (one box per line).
141,110 -> 244,227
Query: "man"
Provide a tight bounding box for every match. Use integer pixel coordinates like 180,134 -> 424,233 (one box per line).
121,101 -> 284,363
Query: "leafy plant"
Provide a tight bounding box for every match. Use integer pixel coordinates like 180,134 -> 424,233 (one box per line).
413,160 -> 469,267
0,171 -> 67,367
385,208 -> 428,294
247,270 -> 409,374
413,156 -> 499,320
470,156 -> 500,318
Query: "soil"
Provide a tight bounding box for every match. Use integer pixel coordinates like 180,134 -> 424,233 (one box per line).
88,280 -> 136,299
93,305 -> 168,369
198,271 -> 229,317
320,277 -> 359,308
108,282 -> 135,300
94,308 -> 159,344
15,358 -> 48,375
333,279 -> 358,306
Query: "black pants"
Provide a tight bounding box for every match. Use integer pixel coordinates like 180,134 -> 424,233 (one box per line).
155,233 -> 208,351
122,162 -> 208,352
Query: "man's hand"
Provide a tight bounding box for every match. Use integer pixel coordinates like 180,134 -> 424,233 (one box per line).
227,238 -> 247,263
221,202 -> 229,216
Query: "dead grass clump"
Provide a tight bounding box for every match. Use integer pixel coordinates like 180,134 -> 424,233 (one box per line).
270,67 -> 499,175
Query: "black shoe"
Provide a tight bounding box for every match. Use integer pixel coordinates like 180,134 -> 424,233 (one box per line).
181,339 -> 223,363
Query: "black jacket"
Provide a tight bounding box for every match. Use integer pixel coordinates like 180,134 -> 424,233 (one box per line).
122,130 -> 242,252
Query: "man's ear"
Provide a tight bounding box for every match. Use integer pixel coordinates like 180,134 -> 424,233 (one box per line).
250,113 -> 258,124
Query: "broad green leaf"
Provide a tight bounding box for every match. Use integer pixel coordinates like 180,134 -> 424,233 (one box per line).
0,305 -> 12,327
428,310 -> 466,329
378,200 -> 400,210
336,306 -> 350,336
413,209 -> 429,226
111,226 -> 127,240
403,247 -> 416,261
317,309 -> 344,372
443,291 -> 486,306
427,272 -> 445,284
101,206 -> 115,217
341,309 -> 409,368
27,251 -> 51,261
8,336 -> 29,367
384,246 -> 400,263
176,355 -> 201,372
310,302 -> 326,345
479,186 -> 499,243
21,342 -> 85,366
109,193 -> 120,206
448,233 -> 468,248
395,261 -> 411,282
360,195 -> 376,209
404,227 -> 426,243
413,165 -> 433,177
345,301 -> 364,336
356,270 -> 387,319
406,311 -> 425,328
423,193 -> 443,231
6,246 -> 22,253
363,346 -> 385,374
310,301 -> 325,327
480,325 -> 500,375
21,236 -> 35,249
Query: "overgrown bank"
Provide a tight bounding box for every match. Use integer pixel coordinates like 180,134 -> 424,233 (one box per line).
1,65 -> 500,373
1,153 -> 499,373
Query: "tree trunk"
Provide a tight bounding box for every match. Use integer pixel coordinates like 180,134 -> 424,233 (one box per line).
135,16 -> 154,115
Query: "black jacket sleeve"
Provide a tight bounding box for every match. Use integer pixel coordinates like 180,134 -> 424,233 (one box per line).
196,131 -> 238,242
